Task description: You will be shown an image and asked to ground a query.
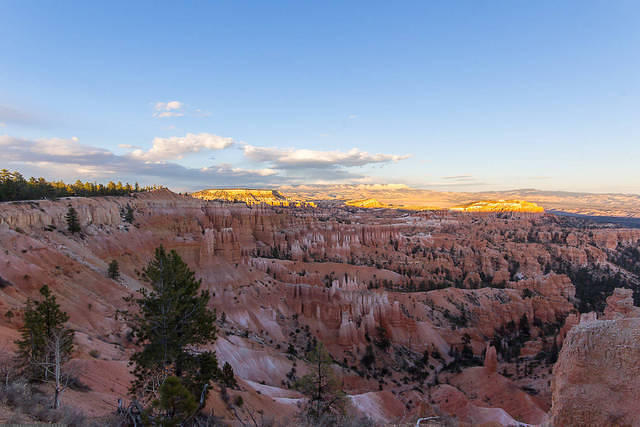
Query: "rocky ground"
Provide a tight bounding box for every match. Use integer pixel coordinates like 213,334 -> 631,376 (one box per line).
1,189 -> 640,425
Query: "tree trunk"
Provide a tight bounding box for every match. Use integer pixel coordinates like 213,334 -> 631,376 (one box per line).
54,386 -> 60,409
53,333 -> 62,409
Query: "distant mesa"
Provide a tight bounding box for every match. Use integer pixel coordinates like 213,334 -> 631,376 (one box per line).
345,198 -> 388,209
190,188 -> 316,207
345,197 -> 544,213
193,189 -> 542,213
451,199 -> 544,213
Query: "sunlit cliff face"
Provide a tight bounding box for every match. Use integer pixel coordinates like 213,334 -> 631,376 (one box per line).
344,198 -> 388,208
451,200 -> 545,213
279,184 -> 640,217
190,188 -> 317,207
192,188 -> 545,214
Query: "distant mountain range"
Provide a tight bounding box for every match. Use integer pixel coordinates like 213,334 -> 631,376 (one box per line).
278,184 -> 640,217
190,185 -> 640,217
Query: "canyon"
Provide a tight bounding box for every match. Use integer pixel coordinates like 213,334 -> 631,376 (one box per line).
1,189 -> 640,425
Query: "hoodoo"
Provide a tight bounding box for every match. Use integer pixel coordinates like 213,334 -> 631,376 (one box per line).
2,188 -> 640,424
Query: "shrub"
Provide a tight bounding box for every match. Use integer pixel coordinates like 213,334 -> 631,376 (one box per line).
233,395 -> 243,407
361,345 -> 375,368
150,376 -> 198,426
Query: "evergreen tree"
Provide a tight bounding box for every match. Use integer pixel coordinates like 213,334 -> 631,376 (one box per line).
15,285 -> 74,382
295,342 -> 346,423
65,206 -> 81,234
374,325 -> 391,350
0,168 -> 154,201
124,204 -> 135,224
361,344 -> 375,369
121,203 -> 135,224
121,246 -> 218,404
148,376 -> 198,427
547,336 -> 560,364
220,362 -> 237,388
108,260 -> 120,280
519,314 -> 531,338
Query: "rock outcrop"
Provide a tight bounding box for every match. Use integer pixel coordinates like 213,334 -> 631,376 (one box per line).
603,287 -> 640,320
551,318 -> 640,426
484,344 -> 498,373
191,188 -> 316,207
451,199 -> 544,213
345,198 -> 388,209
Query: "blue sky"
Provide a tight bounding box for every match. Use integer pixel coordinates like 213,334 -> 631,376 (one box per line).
1,1 -> 639,192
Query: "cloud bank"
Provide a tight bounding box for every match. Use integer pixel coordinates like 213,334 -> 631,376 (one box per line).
0,135 -> 282,187
243,145 -> 410,169
1,132 -> 410,189
128,133 -> 234,161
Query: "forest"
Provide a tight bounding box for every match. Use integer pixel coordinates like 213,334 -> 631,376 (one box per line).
0,169 -> 157,202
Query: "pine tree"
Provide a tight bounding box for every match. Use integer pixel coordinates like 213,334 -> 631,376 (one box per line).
121,203 -> 135,224
125,204 -> 135,223
149,376 -> 198,426
65,205 -> 81,234
361,344 -> 375,368
519,314 -> 531,338
108,260 -> 120,280
295,342 -> 346,423
374,325 -> 391,350
15,284 -> 74,406
220,362 -> 237,388
547,336 -> 560,364
121,246 -> 218,404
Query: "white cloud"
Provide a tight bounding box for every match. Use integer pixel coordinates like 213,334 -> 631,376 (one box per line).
153,101 -> 184,118
213,164 -> 278,177
242,145 -> 410,169
0,135 -> 115,165
442,175 -> 474,181
127,133 -> 234,162
0,135 -> 285,188
1,132 -> 409,189
155,101 -> 183,111
154,111 -> 184,118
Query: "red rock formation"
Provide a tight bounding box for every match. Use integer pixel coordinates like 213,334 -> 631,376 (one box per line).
551,318 -> 640,425
484,344 -> 497,373
2,190 -> 640,424
431,384 -> 527,425
603,288 -> 640,320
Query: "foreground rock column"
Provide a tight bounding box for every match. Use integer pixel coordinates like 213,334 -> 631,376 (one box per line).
550,318 -> 640,426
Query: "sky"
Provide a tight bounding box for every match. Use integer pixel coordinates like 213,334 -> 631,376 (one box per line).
1,1 -> 639,193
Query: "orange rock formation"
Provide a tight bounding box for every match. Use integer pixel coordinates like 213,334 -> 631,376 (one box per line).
1,189 -> 639,424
